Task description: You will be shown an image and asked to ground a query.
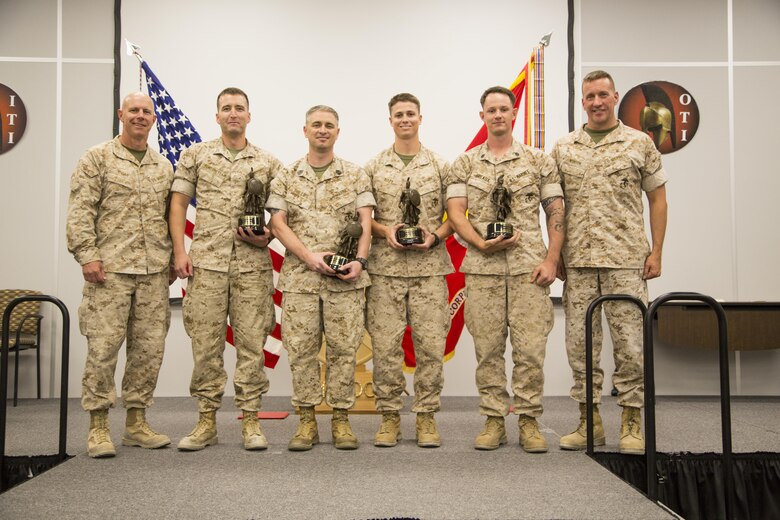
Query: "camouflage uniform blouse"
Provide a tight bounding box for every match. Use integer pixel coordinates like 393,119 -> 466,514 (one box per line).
67,137 -> 173,274
551,122 -> 668,269
171,138 -> 284,273
266,156 -> 376,293
446,140 -> 563,276
365,145 -> 454,277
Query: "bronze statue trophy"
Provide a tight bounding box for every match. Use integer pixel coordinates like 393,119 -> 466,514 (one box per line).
396,177 -> 424,245
486,175 -> 513,239
238,170 -> 265,235
325,217 -> 363,274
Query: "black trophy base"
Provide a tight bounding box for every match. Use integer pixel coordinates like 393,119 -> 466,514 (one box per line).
325,254 -> 350,274
486,222 -> 513,239
396,226 -> 424,245
238,214 -> 264,235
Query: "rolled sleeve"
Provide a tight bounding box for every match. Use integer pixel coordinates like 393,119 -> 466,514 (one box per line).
541,183 -> 564,200
446,183 -> 468,199
267,172 -> 289,212
171,178 -> 195,197
265,193 -> 288,212
356,191 -> 376,209
172,149 -> 197,197
642,166 -> 668,192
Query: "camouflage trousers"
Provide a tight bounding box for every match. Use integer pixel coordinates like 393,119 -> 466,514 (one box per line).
282,289 -> 365,410
183,259 -> 275,412
464,273 -> 553,418
563,267 -> 647,408
366,274 -> 449,413
79,271 -> 169,411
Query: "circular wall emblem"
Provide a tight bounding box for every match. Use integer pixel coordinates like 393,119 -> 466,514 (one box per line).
618,81 -> 699,154
0,84 -> 28,154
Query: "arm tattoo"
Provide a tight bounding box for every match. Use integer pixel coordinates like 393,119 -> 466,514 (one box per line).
541,196 -> 562,210
545,205 -> 565,233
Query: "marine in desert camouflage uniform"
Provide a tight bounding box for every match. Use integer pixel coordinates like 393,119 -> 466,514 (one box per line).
446,86 -> 565,453
67,92 -> 174,458
267,105 -> 374,451
365,93 -> 453,448
169,87 -> 284,452
552,70 -> 668,455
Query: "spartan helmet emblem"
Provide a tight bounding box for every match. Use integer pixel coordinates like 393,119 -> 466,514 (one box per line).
639,83 -> 676,150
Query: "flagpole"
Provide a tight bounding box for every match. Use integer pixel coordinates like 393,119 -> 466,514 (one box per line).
535,32 -> 552,150
125,39 -> 144,91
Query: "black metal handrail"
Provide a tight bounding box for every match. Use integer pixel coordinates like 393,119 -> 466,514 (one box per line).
584,291 -> 735,519
1,295 -> 70,491
644,292 -> 733,519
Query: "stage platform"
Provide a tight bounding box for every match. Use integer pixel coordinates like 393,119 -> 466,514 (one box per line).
2,395 -> 778,519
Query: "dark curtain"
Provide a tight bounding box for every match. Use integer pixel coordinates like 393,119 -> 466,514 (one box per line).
1,454 -> 71,493
593,451 -> 780,520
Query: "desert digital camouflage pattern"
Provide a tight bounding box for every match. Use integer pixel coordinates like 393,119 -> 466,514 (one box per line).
551,122 -> 667,269
367,274 -> 449,413
267,155 -> 375,410
79,272 -> 170,410
562,267 -> 647,408
282,290 -> 365,409
182,260 -> 275,412
365,146 -> 453,277
67,137 -> 173,411
465,273 -> 553,417
67,136 -> 173,273
446,140 -> 563,275
266,156 -> 375,293
172,138 -> 284,273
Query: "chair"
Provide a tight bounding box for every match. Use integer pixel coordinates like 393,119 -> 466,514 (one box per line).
0,289 -> 43,407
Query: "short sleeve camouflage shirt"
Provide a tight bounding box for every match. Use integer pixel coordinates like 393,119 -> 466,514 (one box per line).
365,145 -> 454,277
551,121 -> 668,268
266,155 -> 376,293
171,138 -> 284,273
445,140 -> 563,275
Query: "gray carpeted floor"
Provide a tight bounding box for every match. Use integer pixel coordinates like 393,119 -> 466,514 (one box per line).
2,395 -> 778,519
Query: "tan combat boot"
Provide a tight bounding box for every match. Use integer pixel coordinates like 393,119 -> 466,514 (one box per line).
242,411 -> 268,451
559,402 -> 606,450
474,416 -> 507,450
288,406 -> 319,451
331,408 -> 358,450
374,411 -> 401,447
619,406 -> 645,455
518,415 -> 548,453
416,412 -> 441,448
87,409 -> 116,458
122,408 -> 171,449
177,411 -> 218,451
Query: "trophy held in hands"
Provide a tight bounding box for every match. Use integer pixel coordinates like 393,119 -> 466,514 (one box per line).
486,174 -> 513,239
238,170 -> 265,235
396,177 -> 424,245
325,216 -> 363,274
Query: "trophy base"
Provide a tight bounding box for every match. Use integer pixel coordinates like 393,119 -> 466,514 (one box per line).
486,222 -> 513,239
396,226 -> 424,245
324,254 -> 350,274
238,214 -> 264,235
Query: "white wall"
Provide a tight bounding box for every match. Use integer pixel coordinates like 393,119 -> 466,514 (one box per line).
2,0 -> 778,404
578,0 -> 780,395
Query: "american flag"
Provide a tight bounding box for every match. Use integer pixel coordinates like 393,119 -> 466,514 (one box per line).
140,60 -> 283,368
